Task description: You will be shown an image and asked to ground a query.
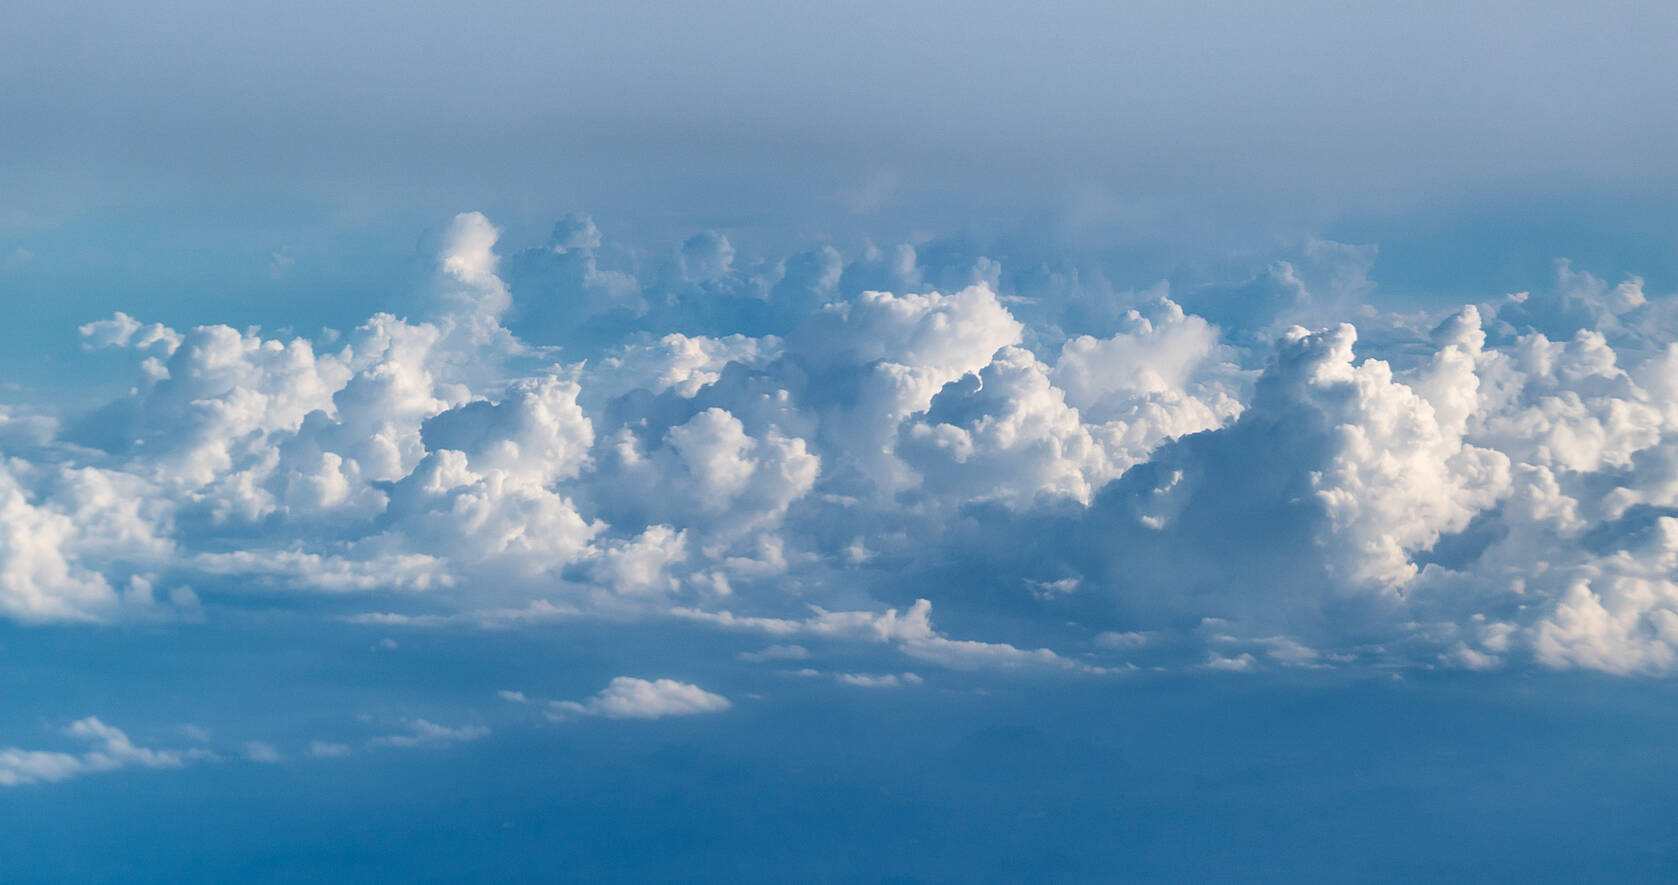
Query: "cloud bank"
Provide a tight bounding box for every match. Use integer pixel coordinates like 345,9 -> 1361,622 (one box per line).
8,213 -> 1678,676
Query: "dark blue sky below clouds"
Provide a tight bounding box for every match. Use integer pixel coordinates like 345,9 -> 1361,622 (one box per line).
7,3 -> 1678,882
6,618 -> 1678,884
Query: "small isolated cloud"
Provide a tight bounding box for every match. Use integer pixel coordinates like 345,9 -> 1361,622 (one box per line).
836,672 -> 923,688
497,689 -> 529,704
1204,653 -> 1257,672
345,601 -> 579,630
307,740 -> 352,759
1093,631 -> 1152,650
367,719 -> 489,750
1026,577 -> 1081,599
243,741 -> 282,763
268,252 -> 296,279
738,644 -> 808,662
1,717 -> 205,787
549,677 -> 730,720
1259,636 -> 1323,667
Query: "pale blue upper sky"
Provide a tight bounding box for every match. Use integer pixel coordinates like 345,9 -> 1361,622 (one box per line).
5,1 -> 1676,227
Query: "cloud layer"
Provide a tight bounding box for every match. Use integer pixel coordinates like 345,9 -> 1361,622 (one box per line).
9,213 -> 1678,676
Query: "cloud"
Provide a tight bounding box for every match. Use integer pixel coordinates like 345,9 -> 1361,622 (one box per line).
0,463 -> 177,622
673,598 -> 1109,674
836,672 -> 922,688
366,719 -> 489,750
1,717 -> 204,787
1093,631 -> 1151,649
243,741 -> 282,763
738,644 -> 808,662
1204,652 -> 1257,672
307,741 -> 352,759
18,210 -> 1678,681
550,677 -> 731,720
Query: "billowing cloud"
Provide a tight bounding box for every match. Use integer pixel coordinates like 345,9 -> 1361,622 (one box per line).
7,213 -> 1678,679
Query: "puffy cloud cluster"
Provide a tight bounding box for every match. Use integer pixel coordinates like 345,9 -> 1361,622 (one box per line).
0,462 -> 177,622
901,299 -> 1242,507
1281,316 -> 1509,588
11,212 -> 1678,676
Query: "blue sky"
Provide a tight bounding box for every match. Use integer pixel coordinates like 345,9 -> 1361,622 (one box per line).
5,3 -> 1678,882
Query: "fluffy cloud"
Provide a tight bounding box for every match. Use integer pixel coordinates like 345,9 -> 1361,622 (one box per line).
1285,317 -> 1510,588
550,677 -> 731,719
15,213 -> 1678,679
595,333 -> 780,399
594,407 -> 818,540
0,462 -> 178,622
897,298 -> 1243,510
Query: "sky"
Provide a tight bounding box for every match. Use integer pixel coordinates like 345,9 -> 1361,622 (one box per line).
4,2 -> 1678,882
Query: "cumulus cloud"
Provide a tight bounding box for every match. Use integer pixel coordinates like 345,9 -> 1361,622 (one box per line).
550,677 -> 731,719
0,463 -> 177,622
595,333 -> 780,399
15,211 -> 1678,679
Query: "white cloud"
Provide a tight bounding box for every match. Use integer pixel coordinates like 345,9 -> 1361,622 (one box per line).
21,211 -> 1678,681
596,333 -> 781,398
367,719 -> 489,750
244,741 -> 282,763
900,346 -> 1114,507
1093,631 -> 1152,649
836,672 -> 922,688
738,644 -> 808,662
1,717 -> 204,787
0,463 -> 178,623
550,677 -> 731,720
674,598 -> 1108,674
307,741 -> 352,759
1204,652 -> 1257,672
